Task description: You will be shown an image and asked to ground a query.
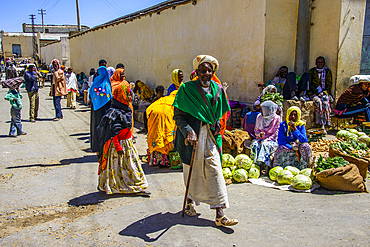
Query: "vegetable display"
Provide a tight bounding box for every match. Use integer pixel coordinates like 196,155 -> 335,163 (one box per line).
292,175 -> 313,190
309,139 -> 337,153
260,92 -> 283,107
315,155 -> 349,173
284,166 -> 300,176
277,170 -> 294,185
222,154 -> 235,168
222,153 -> 260,182
235,154 -> 253,170
233,168 -> 248,183
269,166 -> 283,181
330,140 -> 369,158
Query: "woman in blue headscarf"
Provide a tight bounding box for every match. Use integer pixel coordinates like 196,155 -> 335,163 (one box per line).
89,63 -> 112,153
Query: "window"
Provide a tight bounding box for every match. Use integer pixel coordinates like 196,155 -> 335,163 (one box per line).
45,28 -> 49,33
12,44 -> 21,57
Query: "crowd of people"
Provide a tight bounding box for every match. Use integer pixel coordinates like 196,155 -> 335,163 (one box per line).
3,53 -> 370,228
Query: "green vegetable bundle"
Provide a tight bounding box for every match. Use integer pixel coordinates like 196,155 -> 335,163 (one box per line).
330,140 -> 368,158
261,92 -> 283,107
316,155 -> 349,173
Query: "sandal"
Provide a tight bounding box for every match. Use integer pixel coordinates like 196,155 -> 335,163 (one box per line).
215,215 -> 238,227
185,202 -> 197,216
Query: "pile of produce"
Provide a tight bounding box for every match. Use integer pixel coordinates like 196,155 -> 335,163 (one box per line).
222,153 -> 260,183
260,92 -> 283,107
315,155 -> 349,173
336,129 -> 370,145
330,140 -> 369,158
309,139 -> 337,153
269,166 -> 314,190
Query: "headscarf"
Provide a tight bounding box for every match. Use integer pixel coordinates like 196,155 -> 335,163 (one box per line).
52,59 -> 60,70
107,67 -> 115,78
286,106 -> 305,137
171,69 -> 183,88
190,70 -> 197,80
258,101 -> 278,128
110,68 -> 126,89
262,85 -> 276,96
193,55 -> 219,72
112,83 -> 130,106
89,66 -> 112,111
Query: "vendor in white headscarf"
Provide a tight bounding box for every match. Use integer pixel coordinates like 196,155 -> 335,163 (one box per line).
250,101 -> 281,175
254,85 -> 277,110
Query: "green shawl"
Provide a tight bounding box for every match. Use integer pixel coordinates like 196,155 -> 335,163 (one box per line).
173,79 -> 230,149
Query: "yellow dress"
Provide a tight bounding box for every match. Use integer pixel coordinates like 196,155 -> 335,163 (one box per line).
146,91 -> 177,155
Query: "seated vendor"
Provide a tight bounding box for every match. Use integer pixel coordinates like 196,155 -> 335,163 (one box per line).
167,69 -> 184,95
267,66 -> 310,101
308,56 -> 333,131
273,106 -> 311,170
254,85 -> 277,110
134,80 -> 154,102
334,79 -> 370,120
250,101 -> 281,175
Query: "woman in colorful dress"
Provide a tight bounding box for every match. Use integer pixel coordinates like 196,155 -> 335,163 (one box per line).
250,101 -> 281,175
89,64 -> 112,153
97,83 -> 149,195
146,83 -> 179,166
273,106 -> 311,170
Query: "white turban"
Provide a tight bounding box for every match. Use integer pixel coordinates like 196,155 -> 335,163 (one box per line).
193,55 -> 219,72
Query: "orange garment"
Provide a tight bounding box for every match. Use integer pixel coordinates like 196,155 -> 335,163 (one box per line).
192,74 -> 229,137
146,90 -> 178,155
111,72 -> 134,134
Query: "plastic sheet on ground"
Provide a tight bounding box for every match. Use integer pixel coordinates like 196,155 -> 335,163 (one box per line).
248,177 -> 320,193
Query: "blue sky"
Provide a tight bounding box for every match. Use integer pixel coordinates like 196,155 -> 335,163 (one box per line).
0,0 -> 164,32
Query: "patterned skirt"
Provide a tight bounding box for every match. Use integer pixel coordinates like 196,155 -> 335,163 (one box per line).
98,138 -> 148,194
273,143 -> 312,170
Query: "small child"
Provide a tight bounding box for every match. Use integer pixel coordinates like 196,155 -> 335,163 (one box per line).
4,86 -> 26,137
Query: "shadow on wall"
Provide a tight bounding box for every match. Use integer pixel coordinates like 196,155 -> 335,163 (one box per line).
118,211 -> 234,242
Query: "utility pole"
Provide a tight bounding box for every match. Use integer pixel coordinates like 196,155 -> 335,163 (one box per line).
76,0 -> 81,31
30,14 -> 38,56
38,9 -> 46,33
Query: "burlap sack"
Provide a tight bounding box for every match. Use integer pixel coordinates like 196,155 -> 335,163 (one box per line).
329,147 -> 369,180
316,164 -> 367,192
222,130 -> 250,157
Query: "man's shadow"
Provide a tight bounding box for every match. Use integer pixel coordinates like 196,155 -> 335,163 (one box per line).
119,211 -> 234,242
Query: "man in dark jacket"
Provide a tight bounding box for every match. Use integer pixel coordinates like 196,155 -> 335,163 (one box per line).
24,65 -> 39,122
173,55 -> 237,227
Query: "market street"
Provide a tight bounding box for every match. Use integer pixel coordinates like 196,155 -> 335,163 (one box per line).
0,85 -> 370,246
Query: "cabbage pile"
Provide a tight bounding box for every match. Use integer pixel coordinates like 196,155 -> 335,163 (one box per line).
336,129 -> 370,144
269,166 -> 314,190
221,153 -> 260,182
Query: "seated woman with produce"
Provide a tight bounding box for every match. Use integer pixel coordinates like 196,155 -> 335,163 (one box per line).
250,101 -> 281,175
253,85 -> 277,110
273,106 -> 311,170
333,79 -> 370,120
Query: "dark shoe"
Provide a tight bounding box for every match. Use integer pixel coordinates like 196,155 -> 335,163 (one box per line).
20,132 -> 27,135
53,118 -> 60,121
8,134 -> 17,137
30,119 -> 36,122
136,191 -> 151,197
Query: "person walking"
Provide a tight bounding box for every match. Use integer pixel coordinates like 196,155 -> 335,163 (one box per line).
65,67 -> 78,109
50,59 -> 67,121
24,65 -> 39,122
173,55 -> 237,227
6,62 -> 17,79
